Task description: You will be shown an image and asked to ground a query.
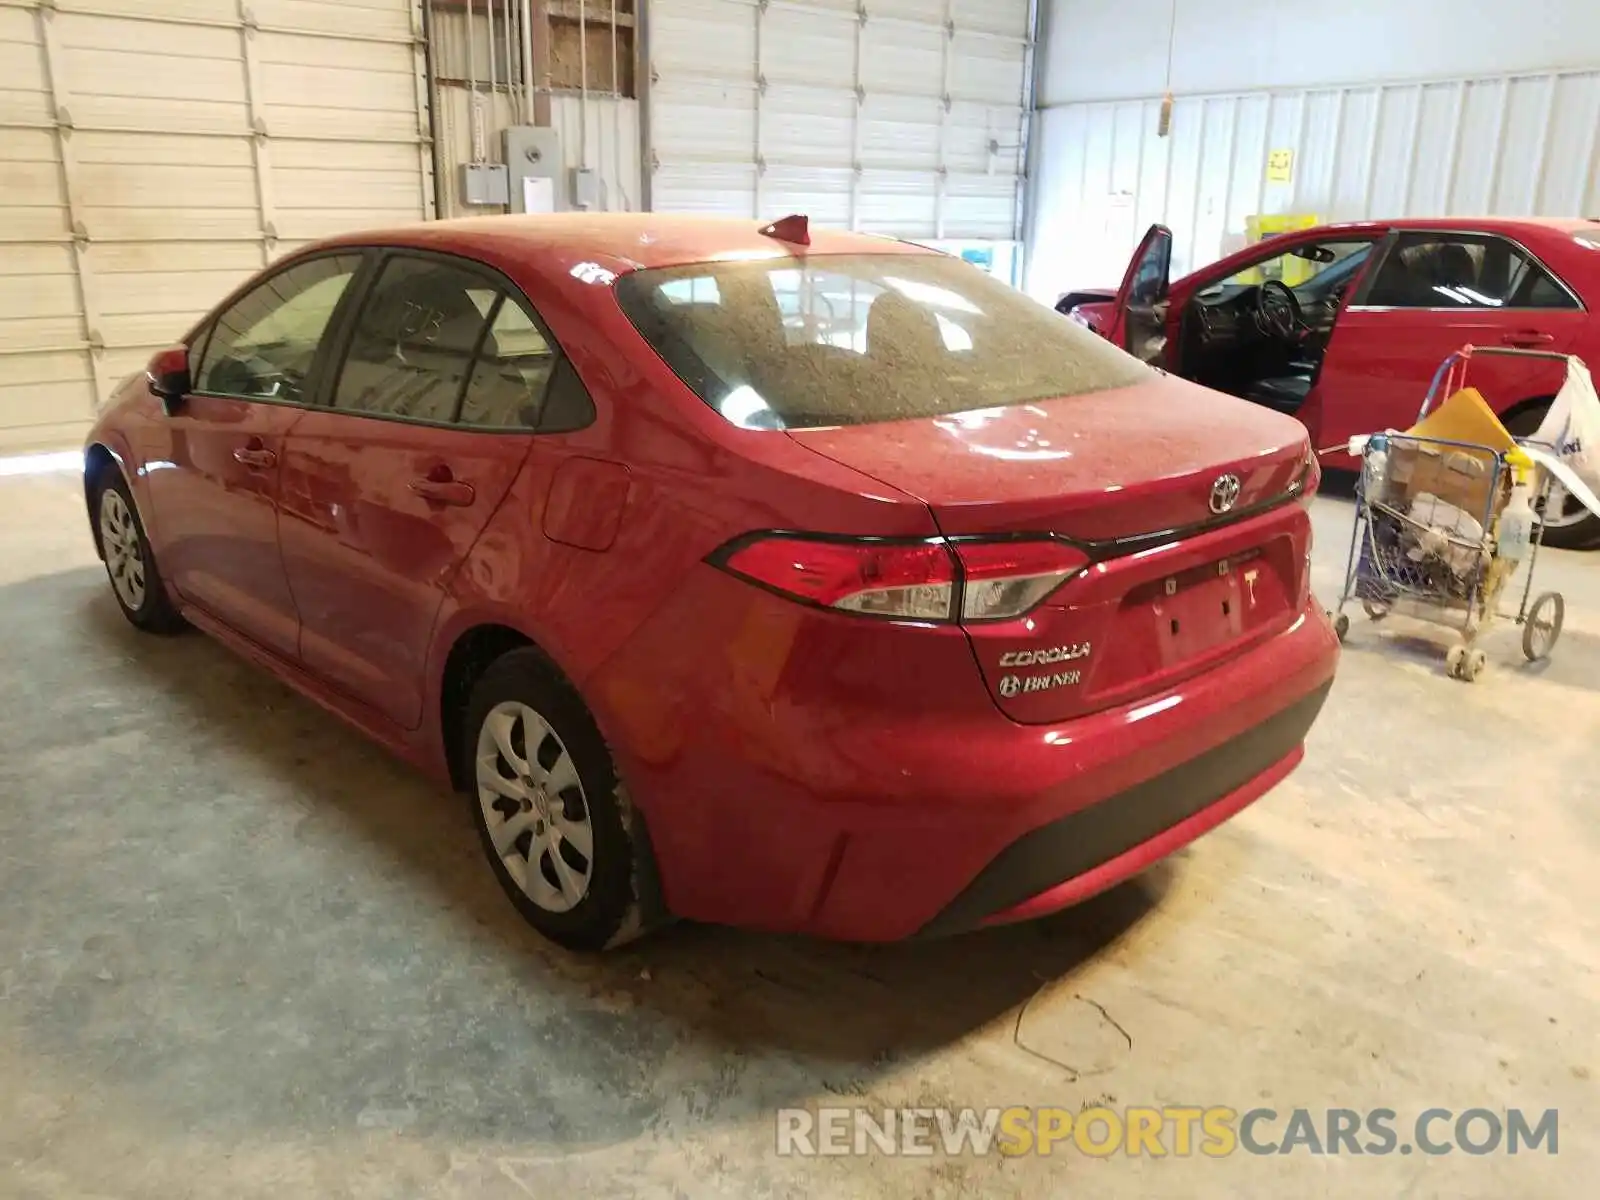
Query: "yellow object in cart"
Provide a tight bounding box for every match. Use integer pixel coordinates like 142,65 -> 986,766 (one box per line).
1405,386 -> 1516,453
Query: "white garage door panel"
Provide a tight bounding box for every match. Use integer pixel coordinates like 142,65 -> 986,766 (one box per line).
861,22 -> 942,94
650,78 -> 756,163
951,0 -> 1030,37
653,0 -> 755,68
763,165 -> 853,227
0,244 -> 75,280
648,0 -> 1029,241
763,86 -> 854,165
653,163 -> 757,218
0,0 -> 429,452
764,9 -> 854,89
0,24 -> 49,126
255,0 -> 414,40
860,95 -> 942,170
857,170 -> 937,234
950,34 -> 1023,106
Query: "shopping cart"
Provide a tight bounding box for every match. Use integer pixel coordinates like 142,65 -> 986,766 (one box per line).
1328,345 -> 1567,682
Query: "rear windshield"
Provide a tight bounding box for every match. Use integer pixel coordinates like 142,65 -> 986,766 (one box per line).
614,253 -> 1152,430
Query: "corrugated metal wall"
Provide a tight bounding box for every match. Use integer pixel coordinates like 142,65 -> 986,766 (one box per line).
1026,69 -> 1600,301
0,0 -> 432,453
647,0 -> 1032,241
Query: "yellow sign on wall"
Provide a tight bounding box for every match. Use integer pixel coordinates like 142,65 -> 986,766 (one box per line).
1266,149 -> 1295,183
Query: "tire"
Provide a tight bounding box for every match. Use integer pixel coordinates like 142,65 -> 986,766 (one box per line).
463,648 -> 651,952
92,469 -> 187,634
1503,405 -> 1600,550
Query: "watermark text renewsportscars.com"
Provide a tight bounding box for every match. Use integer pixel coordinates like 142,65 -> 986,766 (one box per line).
775,1105 -> 1559,1158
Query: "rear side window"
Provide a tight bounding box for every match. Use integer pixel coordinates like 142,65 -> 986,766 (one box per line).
615,253 -> 1151,430
1364,233 -> 1579,310
459,297 -> 557,429
333,257 -> 493,422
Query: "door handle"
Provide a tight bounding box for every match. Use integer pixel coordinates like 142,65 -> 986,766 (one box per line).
1501,331 -> 1556,347
233,445 -> 276,468
409,475 -> 476,506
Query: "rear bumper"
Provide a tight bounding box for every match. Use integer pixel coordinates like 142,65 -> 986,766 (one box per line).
599,584 -> 1339,941
797,598 -> 1339,941
918,681 -> 1328,937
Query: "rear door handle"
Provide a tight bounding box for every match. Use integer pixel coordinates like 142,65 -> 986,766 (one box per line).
233,444 -> 276,468
1502,330 -> 1556,347
409,476 -> 476,506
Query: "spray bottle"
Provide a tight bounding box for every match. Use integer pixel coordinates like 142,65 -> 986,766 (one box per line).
1497,449 -> 1538,562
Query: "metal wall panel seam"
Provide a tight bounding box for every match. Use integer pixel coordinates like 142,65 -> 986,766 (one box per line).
1482,76 -> 1511,213
1357,85 -> 1383,218
1527,74 -> 1558,214
1398,84 -> 1424,212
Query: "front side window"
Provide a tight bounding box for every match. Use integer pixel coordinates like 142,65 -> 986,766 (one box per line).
332,256 -> 495,423
1363,233 -> 1578,310
1219,240 -> 1374,297
197,254 -> 361,401
615,253 -> 1151,430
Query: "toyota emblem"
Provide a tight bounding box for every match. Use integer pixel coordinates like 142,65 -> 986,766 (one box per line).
1209,474 -> 1242,515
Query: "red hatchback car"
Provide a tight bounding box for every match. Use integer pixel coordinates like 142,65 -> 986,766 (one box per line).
85,213 -> 1339,951
1062,217 -> 1600,548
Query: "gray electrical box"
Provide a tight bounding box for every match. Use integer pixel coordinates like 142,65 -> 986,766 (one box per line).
459,163 -> 509,207
503,125 -> 566,213
572,167 -> 601,210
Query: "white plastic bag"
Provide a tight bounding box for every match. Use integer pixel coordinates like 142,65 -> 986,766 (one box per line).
1529,357 -> 1600,512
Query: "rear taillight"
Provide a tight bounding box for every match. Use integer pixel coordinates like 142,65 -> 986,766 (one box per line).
950,539 -> 1090,622
711,534 -> 1088,623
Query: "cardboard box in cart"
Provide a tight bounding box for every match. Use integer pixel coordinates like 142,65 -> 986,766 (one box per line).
1389,387 -> 1517,519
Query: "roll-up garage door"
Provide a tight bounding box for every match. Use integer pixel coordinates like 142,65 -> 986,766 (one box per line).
645,0 -> 1031,243
0,0 -> 433,454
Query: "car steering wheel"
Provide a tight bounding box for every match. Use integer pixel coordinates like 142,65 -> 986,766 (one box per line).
1256,280 -> 1304,340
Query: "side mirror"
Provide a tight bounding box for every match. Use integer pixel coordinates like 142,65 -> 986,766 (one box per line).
146,346 -> 191,415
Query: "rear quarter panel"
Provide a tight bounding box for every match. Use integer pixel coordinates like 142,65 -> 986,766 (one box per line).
425,264 -> 940,778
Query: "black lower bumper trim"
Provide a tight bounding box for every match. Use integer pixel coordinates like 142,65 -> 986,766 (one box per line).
918,680 -> 1333,938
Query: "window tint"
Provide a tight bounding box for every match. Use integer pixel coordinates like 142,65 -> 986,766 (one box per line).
1364,233 -> 1578,310
615,254 -> 1151,430
539,358 -> 598,433
197,254 -> 360,401
459,297 -> 556,429
333,256 -> 494,422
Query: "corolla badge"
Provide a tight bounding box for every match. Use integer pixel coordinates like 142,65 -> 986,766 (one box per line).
1209,473 -> 1242,514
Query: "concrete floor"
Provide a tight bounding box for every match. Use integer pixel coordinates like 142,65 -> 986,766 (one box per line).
2,469 -> 1596,1199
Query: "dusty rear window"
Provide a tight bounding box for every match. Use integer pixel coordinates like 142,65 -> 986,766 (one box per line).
614,253 -> 1152,430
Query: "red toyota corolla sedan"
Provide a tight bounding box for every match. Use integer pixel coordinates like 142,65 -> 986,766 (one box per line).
84,213 -> 1339,951
1060,217 -> 1600,548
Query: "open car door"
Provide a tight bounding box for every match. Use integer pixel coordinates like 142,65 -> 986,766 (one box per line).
1112,223 -> 1172,365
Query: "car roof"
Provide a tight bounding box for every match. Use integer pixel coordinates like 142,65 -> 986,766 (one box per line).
1315,215 -> 1599,235
309,212 -> 932,275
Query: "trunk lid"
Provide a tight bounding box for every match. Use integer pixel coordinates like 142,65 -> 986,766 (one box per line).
788,376 -> 1316,723
787,373 -> 1310,541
